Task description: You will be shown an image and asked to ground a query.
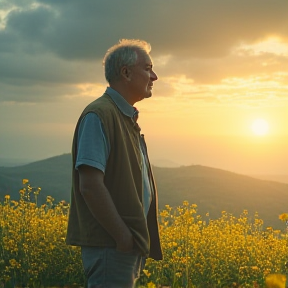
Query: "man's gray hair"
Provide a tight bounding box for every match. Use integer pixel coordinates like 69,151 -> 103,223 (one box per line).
103,39 -> 151,83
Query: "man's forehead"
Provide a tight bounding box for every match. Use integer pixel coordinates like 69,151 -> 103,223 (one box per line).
137,51 -> 153,65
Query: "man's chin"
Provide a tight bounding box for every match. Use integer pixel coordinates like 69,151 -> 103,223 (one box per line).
144,92 -> 152,98
137,93 -> 152,102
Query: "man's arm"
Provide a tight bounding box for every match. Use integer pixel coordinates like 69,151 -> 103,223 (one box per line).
78,164 -> 134,252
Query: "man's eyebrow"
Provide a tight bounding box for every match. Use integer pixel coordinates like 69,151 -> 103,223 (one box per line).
146,64 -> 153,68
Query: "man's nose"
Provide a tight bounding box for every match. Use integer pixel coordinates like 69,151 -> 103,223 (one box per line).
151,70 -> 158,81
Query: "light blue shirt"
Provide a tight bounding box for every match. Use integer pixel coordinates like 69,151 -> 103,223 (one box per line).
76,87 -> 152,217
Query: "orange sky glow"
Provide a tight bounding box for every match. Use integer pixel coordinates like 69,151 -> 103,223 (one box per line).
0,1 -> 287,175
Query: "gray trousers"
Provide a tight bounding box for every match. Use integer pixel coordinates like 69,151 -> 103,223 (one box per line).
81,247 -> 145,288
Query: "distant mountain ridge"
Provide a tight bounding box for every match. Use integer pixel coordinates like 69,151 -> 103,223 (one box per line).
0,157 -> 36,167
248,174 -> 288,184
0,153 -> 287,230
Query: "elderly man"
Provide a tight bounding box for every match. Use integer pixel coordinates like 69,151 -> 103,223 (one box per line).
66,39 -> 162,288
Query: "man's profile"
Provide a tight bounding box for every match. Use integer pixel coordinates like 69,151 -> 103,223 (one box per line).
66,39 -> 162,288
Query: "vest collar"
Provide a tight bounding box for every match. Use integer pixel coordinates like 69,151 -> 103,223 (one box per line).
105,87 -> 135,119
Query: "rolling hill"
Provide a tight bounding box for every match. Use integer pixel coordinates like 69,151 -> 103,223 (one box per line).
0,153 -> 287,229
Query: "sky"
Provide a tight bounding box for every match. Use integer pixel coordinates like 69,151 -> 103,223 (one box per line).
0,0 -> 288,175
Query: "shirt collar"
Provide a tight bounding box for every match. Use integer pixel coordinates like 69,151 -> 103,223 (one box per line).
105,87 -> 135,118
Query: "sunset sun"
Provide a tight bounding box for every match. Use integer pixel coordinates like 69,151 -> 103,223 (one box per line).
251,118 -> 269,136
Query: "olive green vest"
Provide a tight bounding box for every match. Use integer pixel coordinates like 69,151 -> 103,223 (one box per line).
66,93 -> 162,260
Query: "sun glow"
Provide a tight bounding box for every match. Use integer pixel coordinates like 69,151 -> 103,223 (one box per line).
240,37 -> 288,56
251,118 -> 269,136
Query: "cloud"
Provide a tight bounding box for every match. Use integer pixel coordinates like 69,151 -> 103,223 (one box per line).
0,0 -> 288,104
0,49 -> 107,102
0,50 -> 103,84
2,0 -> 288,59
157,50 -> 288,84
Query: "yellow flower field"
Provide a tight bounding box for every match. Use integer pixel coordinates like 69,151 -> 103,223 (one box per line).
1,181 -> 288,288
138,203 -> 288,288
0,181 -> 84,288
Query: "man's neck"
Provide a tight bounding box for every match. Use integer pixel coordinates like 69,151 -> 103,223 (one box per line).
109,83 -> 136,106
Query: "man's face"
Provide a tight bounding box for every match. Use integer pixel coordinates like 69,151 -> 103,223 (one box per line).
129,51 -> 158,102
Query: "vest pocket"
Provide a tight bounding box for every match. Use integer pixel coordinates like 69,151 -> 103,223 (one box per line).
121,215 -> 150,257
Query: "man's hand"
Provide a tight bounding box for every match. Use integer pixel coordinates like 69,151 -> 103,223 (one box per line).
78,165 -> 134,250
115,229 -> 134,252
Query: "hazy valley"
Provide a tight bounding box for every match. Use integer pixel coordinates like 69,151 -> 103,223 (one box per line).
0,153 -> 287,230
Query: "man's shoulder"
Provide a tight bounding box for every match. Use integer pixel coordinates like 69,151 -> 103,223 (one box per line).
86,93 -> 111,107
83,93 -> 116,113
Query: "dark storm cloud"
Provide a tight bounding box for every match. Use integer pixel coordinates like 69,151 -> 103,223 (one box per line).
0,51 -> 103,84
2,0 -> 288,60
0,0 -> 287,103
6,6 -> 54,42
0,51 -> 105,102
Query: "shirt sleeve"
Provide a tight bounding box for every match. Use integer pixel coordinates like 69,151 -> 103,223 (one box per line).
75,112 -> 110,173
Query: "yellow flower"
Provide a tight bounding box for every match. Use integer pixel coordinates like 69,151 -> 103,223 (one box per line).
279,213 -> 288,221
143,269 -> 151,277
165,204 -> 172,211
265,274 -> 286,288
147,282 -> 156,288
22,179 -> 29,185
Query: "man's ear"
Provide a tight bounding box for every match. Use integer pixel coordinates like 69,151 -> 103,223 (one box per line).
121,66 -> 131,81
